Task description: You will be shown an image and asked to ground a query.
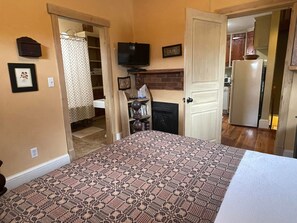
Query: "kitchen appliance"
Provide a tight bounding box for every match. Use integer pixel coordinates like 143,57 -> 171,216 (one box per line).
223,86 -> 230,114
229,59 -> 265,127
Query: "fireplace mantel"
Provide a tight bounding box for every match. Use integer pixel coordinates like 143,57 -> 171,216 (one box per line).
129,68 -> 183,75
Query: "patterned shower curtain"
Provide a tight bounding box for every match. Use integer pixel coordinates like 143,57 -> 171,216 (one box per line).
60,36 -> 95,123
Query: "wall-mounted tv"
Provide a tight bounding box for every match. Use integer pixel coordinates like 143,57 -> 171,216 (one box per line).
118,42 -> 150,68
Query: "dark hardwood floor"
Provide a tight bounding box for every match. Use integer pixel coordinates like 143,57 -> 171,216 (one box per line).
221,115 -> 276,154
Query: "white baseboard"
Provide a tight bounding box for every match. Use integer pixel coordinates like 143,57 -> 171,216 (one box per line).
258,119 -> 270,129
115,132 -> 122,141
6,154 -> 70,190
283,150 -> 294,158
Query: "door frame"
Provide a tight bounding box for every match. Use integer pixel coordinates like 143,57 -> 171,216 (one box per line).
47,4 -> 116,159
215,0 -> 297,155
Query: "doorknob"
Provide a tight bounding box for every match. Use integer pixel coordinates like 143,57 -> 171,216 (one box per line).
186,97 -> 193,103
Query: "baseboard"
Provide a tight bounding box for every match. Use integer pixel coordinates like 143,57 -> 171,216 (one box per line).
115,132 -> 122,141
258,119 -> 270,129
283,150 -> 294,158
6,154 -> 70,190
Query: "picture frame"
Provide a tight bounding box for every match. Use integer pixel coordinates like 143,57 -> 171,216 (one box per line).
162,44 -> 182,58
118,76 -> 131,90
8,63 -> 38,93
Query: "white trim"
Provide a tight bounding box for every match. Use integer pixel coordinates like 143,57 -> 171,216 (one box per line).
115,132 -> 122,141
283,149 -> 294,158
258,119 -> 270,129
6,154 -> 70,190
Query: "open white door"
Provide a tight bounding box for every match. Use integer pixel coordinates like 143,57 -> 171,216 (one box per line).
184,9 -> 226,143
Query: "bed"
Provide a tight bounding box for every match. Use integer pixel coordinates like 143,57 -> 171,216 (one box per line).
1,130 -> 297,222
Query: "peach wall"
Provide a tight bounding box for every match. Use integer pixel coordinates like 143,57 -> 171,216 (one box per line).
132,0 -> 210,69
0,0 -> 134,177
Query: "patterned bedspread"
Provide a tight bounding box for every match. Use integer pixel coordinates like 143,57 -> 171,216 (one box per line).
0,131 -> 245,222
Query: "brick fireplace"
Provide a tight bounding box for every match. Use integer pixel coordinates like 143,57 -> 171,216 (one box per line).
133,69 -> 184,90
130,68 -> 184,135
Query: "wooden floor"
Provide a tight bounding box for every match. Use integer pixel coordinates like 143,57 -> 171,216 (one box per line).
221,115 -> 276,154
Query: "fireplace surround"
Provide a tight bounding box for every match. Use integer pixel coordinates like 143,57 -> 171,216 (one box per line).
152,102 -> 178,134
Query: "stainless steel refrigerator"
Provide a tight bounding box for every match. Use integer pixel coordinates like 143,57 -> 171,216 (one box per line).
229,59 -> 265,127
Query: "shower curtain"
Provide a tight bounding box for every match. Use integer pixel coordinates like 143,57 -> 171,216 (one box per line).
60,36 -> 95,123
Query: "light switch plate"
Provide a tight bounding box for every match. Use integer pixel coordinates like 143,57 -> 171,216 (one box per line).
48,77 -> 54,88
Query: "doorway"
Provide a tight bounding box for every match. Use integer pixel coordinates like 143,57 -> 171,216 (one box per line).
47,4 -> 115,160
221,9 -> 290,153
58,18 -> 107,158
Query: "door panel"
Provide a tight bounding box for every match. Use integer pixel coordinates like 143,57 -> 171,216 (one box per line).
192,91 -> 218,105
193,20 -> 221,83
184,8 -> 226,143
192,110 -> 217,142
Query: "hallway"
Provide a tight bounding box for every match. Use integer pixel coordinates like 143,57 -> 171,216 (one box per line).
221,115 -> 276,154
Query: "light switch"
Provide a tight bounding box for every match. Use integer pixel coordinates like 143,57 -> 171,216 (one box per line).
48,77 -> 54,88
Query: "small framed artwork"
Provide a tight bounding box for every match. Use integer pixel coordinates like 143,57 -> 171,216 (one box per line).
8,63 -> 38,93
118,76 -> 131,90
162,44 -> 182,58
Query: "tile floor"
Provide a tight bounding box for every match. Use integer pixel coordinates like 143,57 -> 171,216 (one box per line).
72,116 -> 107,159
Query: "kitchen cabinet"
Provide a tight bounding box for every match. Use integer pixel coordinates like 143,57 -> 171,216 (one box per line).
254,15 -> 271,49
246,31 -> 256,55
226,35 -> 231,67
226,31 -> 256,67
231,33 -> 246,61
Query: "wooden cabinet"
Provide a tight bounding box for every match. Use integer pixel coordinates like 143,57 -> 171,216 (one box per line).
231,33 -> 246,61
226,35 -> 231,67
226,31 -> 256,67
119,86 -> 152,138
77,31 -> 104,117
246,31 -> 256,55
254,15 -> 271,49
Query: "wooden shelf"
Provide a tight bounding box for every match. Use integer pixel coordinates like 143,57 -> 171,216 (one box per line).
129,68 -> 183,75
77,31 -> 104,118
129,115 -> 151,122
119,86 -> 152,138
93,86 -> 103,90
88,46 -> 100,50
127,98 -> 149,103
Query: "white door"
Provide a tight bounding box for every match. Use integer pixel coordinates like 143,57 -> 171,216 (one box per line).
184,8 -> 227,143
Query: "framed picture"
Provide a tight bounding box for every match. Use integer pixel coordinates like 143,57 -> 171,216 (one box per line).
118,76 -> 131,90
162,44 -> 182,58
8,63 -> 38,93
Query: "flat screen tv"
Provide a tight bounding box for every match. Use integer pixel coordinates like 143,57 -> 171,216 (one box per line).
118,42 -> 150,68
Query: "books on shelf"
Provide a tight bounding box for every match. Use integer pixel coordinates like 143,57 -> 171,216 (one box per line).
129,104 -> 148,118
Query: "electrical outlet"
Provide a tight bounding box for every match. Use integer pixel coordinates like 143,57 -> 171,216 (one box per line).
30,147 -> 38,158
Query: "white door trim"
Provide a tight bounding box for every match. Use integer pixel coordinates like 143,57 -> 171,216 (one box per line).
47,4 -> 116,159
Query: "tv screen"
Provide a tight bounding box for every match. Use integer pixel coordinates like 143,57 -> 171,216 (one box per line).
118,42 -> 150,66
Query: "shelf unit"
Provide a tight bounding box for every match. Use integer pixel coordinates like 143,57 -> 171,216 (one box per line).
77,31 -> 104,117
119,86 -> 152,138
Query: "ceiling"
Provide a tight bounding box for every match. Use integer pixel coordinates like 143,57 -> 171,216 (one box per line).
228,12 -> 272,33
